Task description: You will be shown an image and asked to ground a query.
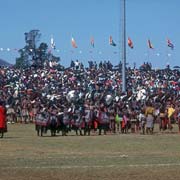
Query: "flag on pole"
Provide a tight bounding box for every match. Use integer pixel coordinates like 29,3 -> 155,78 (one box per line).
50,36 -> 56,49
71,37 -> 78,48
148,39 -> 154,49
109,36 -> 116,46
167,38 -> 174,50
90,37 -> 94,47
128,37 -> 133,48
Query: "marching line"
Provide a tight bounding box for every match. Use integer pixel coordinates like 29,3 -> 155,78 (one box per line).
1,163 -> 180,169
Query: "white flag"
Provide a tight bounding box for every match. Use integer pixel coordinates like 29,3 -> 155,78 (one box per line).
51,36 -> 56,49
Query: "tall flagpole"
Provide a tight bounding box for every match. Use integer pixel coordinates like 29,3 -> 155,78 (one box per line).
166,45 -> 170,66
121,0 -> 126,92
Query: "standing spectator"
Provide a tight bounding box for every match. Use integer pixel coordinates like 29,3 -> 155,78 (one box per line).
145,101 -> 155,134
167,104 -> 175,131
138,109 -> 146,134
0,101 -> 7,138
178,110 -> 180,133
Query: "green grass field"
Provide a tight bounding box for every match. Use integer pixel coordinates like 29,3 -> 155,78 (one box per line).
1,124 -> 180,180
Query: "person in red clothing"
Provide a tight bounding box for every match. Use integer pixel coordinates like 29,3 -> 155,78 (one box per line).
0,101 -> 7,138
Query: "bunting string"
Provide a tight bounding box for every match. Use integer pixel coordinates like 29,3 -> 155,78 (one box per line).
0,37 -> 174,57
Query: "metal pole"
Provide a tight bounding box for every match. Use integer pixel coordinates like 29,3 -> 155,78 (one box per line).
121,0 -> 126,92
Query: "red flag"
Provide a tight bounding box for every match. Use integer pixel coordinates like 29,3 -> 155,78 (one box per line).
71,37 -> 77,48
167,38 -> 174,50
128,37 -> 133,48
109,36 -> 116,46
148,39 -> 153,49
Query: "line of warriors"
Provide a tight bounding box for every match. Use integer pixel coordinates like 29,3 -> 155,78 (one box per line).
33,101 -> 180,137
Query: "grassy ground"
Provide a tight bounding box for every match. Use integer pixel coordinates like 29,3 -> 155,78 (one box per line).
0,124 -> 180,180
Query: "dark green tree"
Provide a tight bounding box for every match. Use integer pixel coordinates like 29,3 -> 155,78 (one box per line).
15,30 -> 60,68
15,48 -> 29,68
35,42 -> 48,67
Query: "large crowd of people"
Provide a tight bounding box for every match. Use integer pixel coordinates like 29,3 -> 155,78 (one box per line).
0,60 -> 180,136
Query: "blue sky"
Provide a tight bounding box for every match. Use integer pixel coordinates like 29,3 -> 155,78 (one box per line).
0,0 -> 179,68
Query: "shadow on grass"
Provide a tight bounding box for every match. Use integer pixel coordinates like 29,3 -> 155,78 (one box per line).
1,136 -> 22,139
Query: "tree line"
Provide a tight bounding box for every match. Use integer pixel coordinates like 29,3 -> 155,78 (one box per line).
15,30 -> 60,68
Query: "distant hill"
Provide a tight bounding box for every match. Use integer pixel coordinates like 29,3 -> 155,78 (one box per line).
0,58 -> 12,67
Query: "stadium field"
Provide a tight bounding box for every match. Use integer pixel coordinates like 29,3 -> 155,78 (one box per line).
1,124 -> 180,180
